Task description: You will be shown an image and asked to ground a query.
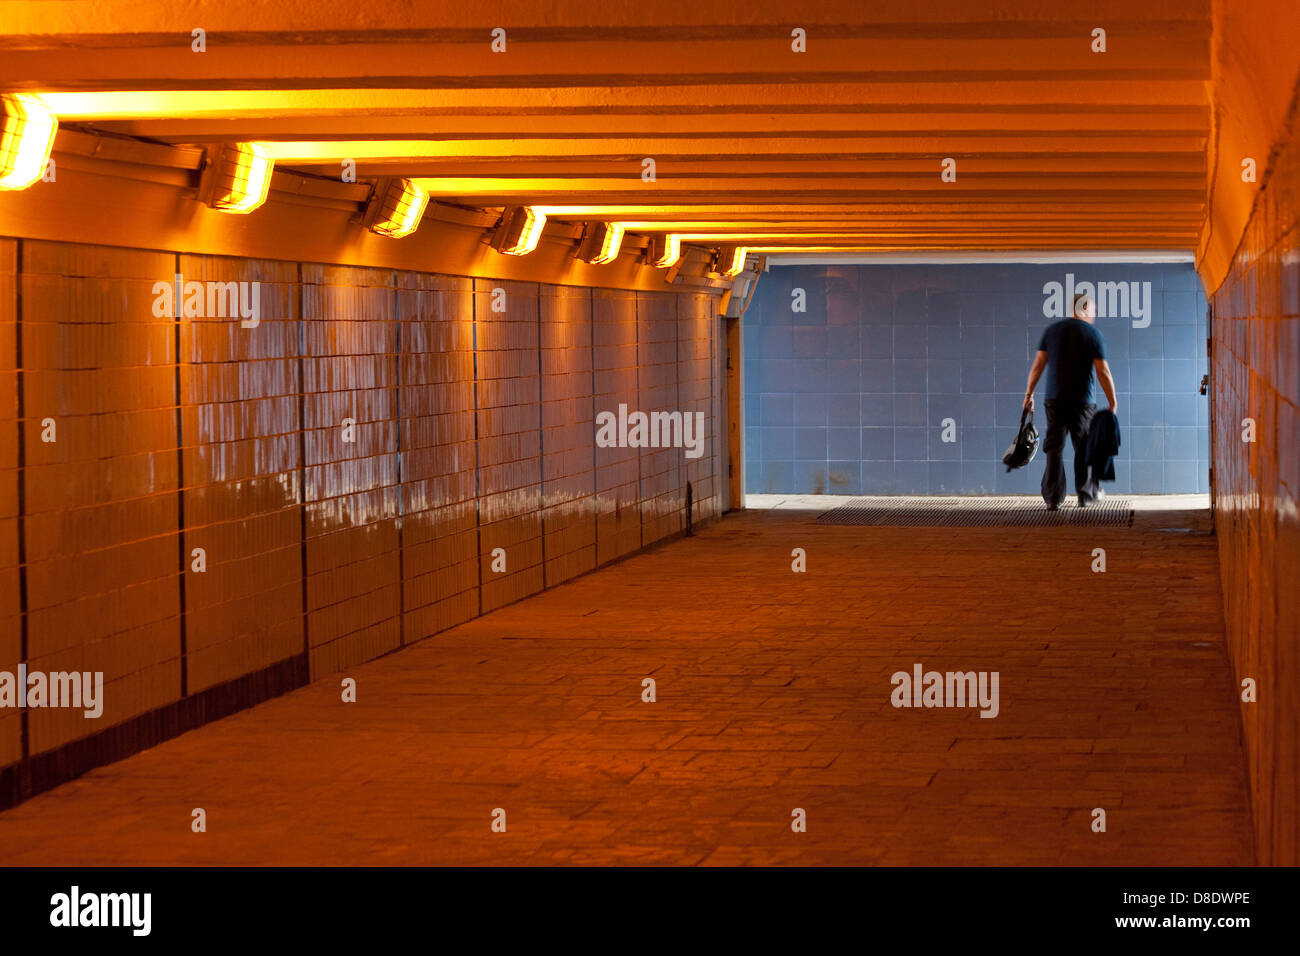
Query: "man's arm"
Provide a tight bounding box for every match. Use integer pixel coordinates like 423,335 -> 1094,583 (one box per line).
1023,350 -> 1047,410
1093,357 -> 1118,413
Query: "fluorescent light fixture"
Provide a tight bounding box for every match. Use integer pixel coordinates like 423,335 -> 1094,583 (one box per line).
493,206 -> 546,255
198,142 -> 274,213
715,246 -> 748,278
576,222 -> 625,265
364,177 -> 429,238
645,234 -> 682,268
0,93 -> 58,191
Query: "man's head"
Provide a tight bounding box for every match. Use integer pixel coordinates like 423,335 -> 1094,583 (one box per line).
1073,293 -> 1096,322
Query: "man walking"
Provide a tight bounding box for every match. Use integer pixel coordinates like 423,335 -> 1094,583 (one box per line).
1022,293 -> 1119,510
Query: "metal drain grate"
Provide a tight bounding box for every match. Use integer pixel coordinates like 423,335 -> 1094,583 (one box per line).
815,495 -> 1135,528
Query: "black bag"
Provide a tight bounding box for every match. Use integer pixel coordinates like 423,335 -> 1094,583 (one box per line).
1002,408 -> 1040,472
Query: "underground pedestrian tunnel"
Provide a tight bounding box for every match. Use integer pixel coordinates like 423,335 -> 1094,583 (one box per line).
0,0 -> 1295,866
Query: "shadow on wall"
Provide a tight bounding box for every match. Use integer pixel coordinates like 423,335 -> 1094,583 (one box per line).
744,262 -> 1209,496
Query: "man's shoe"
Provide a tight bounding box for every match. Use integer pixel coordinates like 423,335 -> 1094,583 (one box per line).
1077,494 -> 1090,508
1046,501 -> 1060,511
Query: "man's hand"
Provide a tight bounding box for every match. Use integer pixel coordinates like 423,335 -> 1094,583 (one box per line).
1024,351 -> 1047,414
1094,357 -> 1119,417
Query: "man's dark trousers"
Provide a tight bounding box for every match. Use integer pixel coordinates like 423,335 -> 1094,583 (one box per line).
1041,400 -> 1097,507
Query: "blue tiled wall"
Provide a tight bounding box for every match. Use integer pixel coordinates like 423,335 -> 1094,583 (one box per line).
744,263 -> 1209,495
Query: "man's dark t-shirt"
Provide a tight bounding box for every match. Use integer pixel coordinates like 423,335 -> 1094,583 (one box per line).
1037,318 -> 1106,405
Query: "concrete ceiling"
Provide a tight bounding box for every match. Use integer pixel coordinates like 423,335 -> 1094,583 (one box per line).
1,0 -> 1213,254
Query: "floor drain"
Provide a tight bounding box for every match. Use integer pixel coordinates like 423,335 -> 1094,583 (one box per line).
814,496 -> 1135,528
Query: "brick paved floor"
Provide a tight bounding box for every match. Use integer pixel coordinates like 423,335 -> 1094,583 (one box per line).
0,496 -> 1254,865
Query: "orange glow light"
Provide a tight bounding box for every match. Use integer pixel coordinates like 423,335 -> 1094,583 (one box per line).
578,222 -> 625,264
201,142 -> 274,213
718,246 -> 748,278
646,234 -> 682,268
367,178 -> 429,238
495,206 -> 547,256
0,93 -> 58,191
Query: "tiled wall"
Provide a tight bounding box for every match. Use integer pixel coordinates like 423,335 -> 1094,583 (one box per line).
397,273 -> 479,644
637,291 -> 684,544
745,262 -> 1209,495
474,279 -> 545,614
593,289 -> 643,564
682,291 -> 723,525
0,239 -> 723,802
180,255 -> 302,693
23,244 -> 182,757
301,264 -> 404,675
0,242 -> 16,769
1210,109 -> 1300,867
540,285 -> 598,588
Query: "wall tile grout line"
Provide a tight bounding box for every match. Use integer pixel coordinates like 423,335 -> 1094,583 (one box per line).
14,239 -> 28,780
589,287 -> 599,567
393,275 -> 405,646
172,251 -> 188,699
470,280 -> 483,620
537,283 -> 547,590
675,292 -> 684,531
634,292 -> 644,548
296,263 -> 311,669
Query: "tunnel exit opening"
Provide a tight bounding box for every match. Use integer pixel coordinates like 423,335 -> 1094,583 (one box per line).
740,255 -> 1212,503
